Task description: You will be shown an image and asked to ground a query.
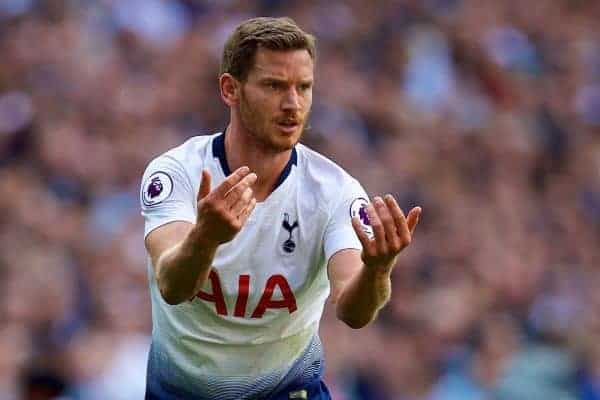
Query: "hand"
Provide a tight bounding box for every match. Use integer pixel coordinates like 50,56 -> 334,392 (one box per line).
194,166 -> 257,246
351,194 -> 421,274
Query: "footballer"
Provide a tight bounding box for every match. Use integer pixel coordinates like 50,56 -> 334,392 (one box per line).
141,16 -> 421,400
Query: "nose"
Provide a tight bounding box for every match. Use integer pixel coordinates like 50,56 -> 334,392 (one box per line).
281,87 -> 300,112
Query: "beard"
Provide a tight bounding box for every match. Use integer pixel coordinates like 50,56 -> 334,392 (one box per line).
238,89 -> 308,153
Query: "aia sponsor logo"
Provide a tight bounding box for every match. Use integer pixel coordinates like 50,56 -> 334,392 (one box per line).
191,272 -> 297,318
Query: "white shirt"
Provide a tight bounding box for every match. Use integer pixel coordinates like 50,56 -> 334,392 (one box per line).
140,132 -> 371,398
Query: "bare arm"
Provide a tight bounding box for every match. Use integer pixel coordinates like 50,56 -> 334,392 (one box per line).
145,221 -> 217,305
145,167 -> 257,305
328,249 -> 392,328
328,195 -> 421,329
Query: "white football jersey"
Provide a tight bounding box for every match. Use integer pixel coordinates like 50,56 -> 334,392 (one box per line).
140,132 -> 371,399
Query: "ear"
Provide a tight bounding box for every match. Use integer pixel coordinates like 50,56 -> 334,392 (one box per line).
219,73 -> 240,107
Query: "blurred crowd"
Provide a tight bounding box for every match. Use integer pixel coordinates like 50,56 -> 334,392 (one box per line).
1,0 -> 600,399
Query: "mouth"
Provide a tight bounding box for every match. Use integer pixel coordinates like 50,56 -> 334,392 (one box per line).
276,120 -> 301,134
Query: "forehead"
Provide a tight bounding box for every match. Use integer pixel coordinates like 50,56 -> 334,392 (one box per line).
249,47 -> 314,80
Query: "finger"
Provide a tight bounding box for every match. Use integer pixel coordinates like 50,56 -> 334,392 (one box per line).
197,169 -> 211,202
384,194 -> 410,241
374,196 -> 401,251
351,216 -> 372,250
406,207 -> 422,234
231,187 -> 253,216
238,197 -> 257,224
366,201 -> 387,254
224,172 -> 257,207
213,166 -> 250,198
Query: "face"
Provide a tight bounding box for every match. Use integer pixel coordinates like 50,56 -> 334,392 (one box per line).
238,47 -> 314,152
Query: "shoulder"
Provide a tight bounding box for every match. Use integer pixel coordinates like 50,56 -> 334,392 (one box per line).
296,143 -> 358,185
157,133 -> 216,167
143,133 -> 218,175
295,143 -> 362,207
141,133 -> 220,196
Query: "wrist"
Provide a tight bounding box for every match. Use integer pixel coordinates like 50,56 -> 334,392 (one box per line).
185,226 -> 220,256
363,261 -> 393,279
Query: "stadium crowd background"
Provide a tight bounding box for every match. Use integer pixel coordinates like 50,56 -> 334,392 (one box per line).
1,0 -> 600,399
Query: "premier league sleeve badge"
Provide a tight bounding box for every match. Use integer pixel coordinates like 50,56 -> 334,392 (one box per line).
142,171 -> 173,206
350,197 -> 374,238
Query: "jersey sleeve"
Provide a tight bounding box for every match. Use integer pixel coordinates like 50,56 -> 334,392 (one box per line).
140,155 -> 197,238
323,177 -> 372,262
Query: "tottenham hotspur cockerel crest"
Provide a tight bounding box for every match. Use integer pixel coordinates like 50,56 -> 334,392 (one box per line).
281,213 -> 299,253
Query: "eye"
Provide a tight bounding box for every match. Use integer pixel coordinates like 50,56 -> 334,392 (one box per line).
266,81 -> 283,90
299,82 -> 313,92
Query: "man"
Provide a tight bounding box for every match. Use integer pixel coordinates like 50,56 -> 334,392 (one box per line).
140,16 -> 421,400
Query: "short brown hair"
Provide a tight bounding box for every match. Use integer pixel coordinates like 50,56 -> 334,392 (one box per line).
220,17 -> 316,81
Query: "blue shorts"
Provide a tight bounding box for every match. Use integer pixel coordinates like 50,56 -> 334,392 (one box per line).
145,376 -> 331,400
267,379 -> 331,400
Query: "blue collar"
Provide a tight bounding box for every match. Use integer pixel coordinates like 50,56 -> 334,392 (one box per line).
212,131 -> 297,190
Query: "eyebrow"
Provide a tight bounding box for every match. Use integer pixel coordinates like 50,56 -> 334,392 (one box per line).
259,77 -> 313,84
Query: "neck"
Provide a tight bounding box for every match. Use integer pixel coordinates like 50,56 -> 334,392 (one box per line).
224,124 -> 293,202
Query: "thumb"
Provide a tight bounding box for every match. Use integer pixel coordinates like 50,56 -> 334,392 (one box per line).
198,169 -> 211,201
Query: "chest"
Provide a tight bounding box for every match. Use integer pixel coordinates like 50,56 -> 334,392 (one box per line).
192,185 -> 329,318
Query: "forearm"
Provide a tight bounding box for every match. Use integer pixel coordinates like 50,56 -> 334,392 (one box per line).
336,265 -> 392,329
157,228 -> 218,305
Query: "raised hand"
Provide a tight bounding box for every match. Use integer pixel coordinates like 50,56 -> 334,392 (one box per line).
351,194 -> 421,273
195,166 -> 257,246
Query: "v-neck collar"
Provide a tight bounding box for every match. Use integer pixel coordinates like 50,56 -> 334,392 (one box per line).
212,131 -> 298,191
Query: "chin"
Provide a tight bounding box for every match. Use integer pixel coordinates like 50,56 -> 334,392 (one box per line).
279,134 -> 301,149
270,139 -> 296,152
270,130 -> 302,151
